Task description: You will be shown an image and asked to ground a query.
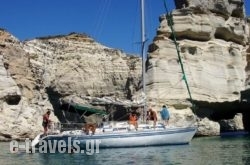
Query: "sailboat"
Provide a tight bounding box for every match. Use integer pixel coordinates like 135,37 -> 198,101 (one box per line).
32,0 -> 197,150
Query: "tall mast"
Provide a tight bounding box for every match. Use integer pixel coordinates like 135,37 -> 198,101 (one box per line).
141,0 -> 146,121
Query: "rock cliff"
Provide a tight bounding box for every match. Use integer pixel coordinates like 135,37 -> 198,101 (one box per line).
147,0 -> 250,135
23,33 -> 139,97
0,31 -> 142,140
0,29 -> 56,141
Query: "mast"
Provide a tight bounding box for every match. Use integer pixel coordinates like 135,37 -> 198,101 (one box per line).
141,0 -> 147,121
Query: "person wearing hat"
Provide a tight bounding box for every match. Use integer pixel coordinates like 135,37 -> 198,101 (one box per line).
160,105 -> 170,126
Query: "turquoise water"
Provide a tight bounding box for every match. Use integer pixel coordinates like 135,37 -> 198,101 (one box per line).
1,136 -> 250,165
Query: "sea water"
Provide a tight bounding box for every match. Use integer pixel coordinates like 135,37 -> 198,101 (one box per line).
0,136 -> 249,165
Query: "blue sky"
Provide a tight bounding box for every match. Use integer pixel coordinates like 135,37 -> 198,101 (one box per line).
0,0 -> 249,55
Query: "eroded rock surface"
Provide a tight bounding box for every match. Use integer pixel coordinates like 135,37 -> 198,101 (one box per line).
147,0 -> 249,135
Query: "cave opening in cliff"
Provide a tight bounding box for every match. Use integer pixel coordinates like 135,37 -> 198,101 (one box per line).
105,105 -> 141,122
4,95 -> 21,105
194,101 -> 238,119
194,100 -> 250,132
46,87 -> 66,122
107,104 -> 128,121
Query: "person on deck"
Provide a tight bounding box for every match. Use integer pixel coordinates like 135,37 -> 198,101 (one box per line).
128,113 -> 138,130
83,123 -> 97,135
160,105 -> 170,126
146,108 -> 157,127
42,110 -> 51,135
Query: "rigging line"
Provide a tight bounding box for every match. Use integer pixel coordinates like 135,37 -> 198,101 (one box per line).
162,0 -> 196,110
93,0 -> 106,38
98,0 -> 112,38
93,0 -> 103,39
93,0 -> 112,40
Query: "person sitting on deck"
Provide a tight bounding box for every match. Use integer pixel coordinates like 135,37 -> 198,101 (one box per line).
82,114 -> 100,135
128,113 -> 138,130
146,108 -> 157,128
83,123 -> 97,135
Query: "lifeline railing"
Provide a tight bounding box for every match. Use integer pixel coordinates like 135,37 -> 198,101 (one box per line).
48,122 -> 84,133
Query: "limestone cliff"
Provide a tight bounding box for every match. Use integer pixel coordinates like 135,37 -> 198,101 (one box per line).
23,33 -> 141,98
0,31 -> 142,140
0,29 -> 57,141
147,0 -> 250,135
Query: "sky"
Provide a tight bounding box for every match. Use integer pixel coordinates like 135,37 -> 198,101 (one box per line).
0,0 -> 249,55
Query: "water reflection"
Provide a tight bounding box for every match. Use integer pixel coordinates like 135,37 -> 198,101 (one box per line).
0,136 -> 249,165
241,137 -> 250,165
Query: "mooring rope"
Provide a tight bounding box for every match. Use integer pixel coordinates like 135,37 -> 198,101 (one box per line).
162,0 -> 196,111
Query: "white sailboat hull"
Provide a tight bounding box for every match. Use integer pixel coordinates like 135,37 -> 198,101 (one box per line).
35,126 -> 197,149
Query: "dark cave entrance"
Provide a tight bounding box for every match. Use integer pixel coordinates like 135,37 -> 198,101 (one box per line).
193,98 -> 250,132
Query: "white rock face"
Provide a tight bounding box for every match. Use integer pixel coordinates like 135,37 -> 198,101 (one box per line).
147,39 -> 246,103
167,108 -> 196,127
147,1 -> 249,104
196,117 -> 220,136
174,0 -> 245,18
23,33 -> 141,98
0,30 -> 58,140
0,31 -> 142,140
146,0 -> 249,135
0,55 -> 21,101
158,11 -> 248,45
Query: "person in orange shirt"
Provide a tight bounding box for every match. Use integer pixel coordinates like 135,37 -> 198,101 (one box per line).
129,113 -> 138,130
